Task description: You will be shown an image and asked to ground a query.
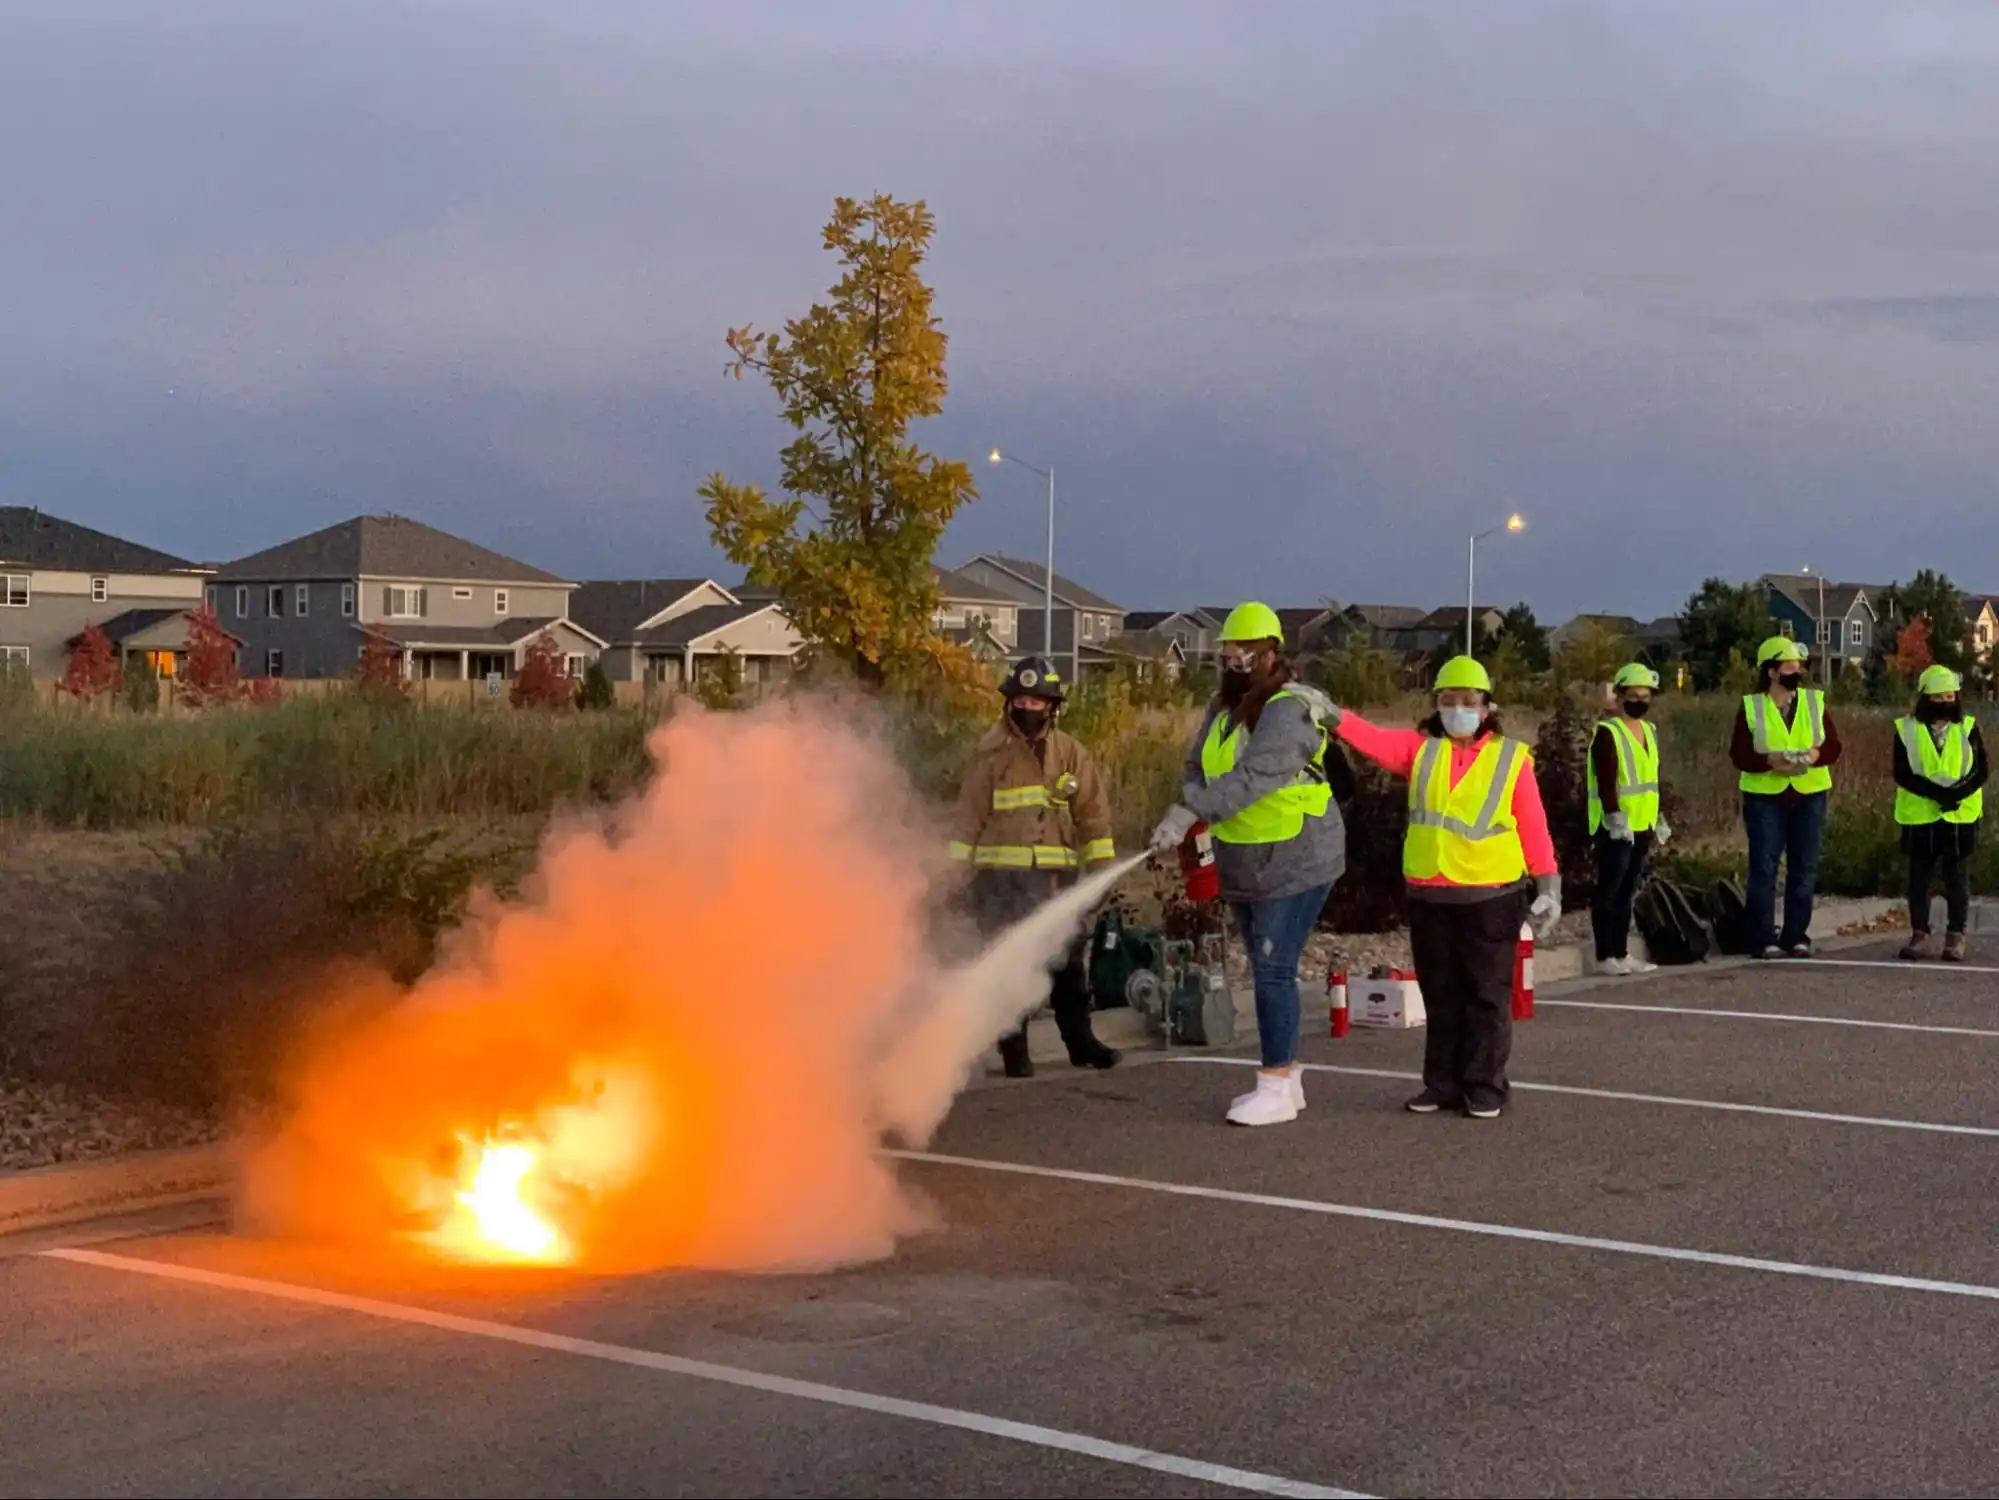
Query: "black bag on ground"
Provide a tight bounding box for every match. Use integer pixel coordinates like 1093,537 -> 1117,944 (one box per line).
1710,878 -> 1753,956
1633,875 -> 1713,966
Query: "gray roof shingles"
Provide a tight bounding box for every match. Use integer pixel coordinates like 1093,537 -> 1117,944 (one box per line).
0,507 -> 196,574
568,580 -> 717,641
219,515 -> 567,585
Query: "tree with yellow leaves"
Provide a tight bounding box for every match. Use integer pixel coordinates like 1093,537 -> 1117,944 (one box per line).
702,196 -> 979,693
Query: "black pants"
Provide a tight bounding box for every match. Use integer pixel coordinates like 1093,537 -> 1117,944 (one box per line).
1908,849 -> 1971,936
970,870 -> 1101,1061
1407,889 -> 1529,1110
1591,830 -> 1654,961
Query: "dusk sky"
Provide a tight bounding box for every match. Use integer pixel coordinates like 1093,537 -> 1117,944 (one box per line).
6,1 -> 1999,620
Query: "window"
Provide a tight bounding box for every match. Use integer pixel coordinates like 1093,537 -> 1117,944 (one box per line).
2,575 -> 28,608
204,585 -> 217,615
265,649 -> 285,678
1981,624 -> 1991,647
1849,619 -> 1864,648
341,582 -> 355,618
384,586 -> 427,619
564,654 -> 586,678
1081,613 -> 1097,641
90,576 -> 108,603
267,585 -> 285,618
494,589 -> 509,616
1815,619 -> 1831,645
453,586 -> 474,600
994,607 -> 1015,634
295,584 -> 309,618
0,645 -> 28,668
235,585 -> 249,618
1778,619 -> 1794,639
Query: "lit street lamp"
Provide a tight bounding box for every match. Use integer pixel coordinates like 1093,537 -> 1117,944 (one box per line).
987,448 -> 1061,679
1467,514 -> 1526,656
1800,565 -> 1828,677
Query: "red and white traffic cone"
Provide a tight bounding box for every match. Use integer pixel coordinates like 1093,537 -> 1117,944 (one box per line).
1512,922 -> 1535,1020
1327,968 -> 1349,1039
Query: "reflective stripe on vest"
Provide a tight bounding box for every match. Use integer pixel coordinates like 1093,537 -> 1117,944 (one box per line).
992,784 -> 1051,811
1739,690 -> 1834,795
1402,736 -> 1529,886
1197,691 -> 1332,845
950,843 -> 1081,870
1893,716 -> 1982,826
1587,718 -> 1660,834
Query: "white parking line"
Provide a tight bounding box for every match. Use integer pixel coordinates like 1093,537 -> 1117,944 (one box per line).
891,1151 -> 1999,1304
1179,1058 -> 1999,1138
1790,958 -> 1999,976
1538,999 -> 1999,1037
40,1248 -> 1363,1500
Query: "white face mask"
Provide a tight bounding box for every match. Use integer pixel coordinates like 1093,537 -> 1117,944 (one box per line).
1440,706 -> 1484,739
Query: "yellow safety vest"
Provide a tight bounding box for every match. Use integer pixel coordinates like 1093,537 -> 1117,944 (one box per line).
1893,716 -> 1982,826
1739,690 -> 1833,796
1587,718 -> 1660,834
1198,692 -> 1332,845
1403,735 -> 1530,886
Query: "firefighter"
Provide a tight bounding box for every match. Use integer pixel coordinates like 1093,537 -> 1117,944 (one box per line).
1149,603 -> 1347,1127
1332,656 -> 1561,1119
949,655 -> 1122,1077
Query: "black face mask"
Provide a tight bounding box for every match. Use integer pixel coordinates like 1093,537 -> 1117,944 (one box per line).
1919,698 -> 1957,723
1219,667 -> 1253,703
1009,706 -> 1050,739
1622,698 -> 1652,719
1776,671 -> 1803,691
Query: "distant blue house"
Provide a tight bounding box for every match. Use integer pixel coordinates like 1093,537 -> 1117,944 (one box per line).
1761,574 -> 1879,678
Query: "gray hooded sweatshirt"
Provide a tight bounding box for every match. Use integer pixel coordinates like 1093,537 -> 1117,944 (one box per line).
1180,692 -> 1347,905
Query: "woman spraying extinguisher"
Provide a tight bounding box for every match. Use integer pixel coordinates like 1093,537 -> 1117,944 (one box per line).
1152,603 -> 1348,1127
1333,656 -> 1561,1119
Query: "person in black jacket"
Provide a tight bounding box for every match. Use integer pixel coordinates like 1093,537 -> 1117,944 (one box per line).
1892,666 -> 1988,962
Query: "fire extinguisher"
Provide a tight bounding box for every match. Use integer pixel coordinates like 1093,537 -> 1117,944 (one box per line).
1512,921 -> 1536,1020
1178,821 -> 1219,903
1327,967 -> 1349,1038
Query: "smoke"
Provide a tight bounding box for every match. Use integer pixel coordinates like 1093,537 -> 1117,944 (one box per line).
235,695 -> 1142,1275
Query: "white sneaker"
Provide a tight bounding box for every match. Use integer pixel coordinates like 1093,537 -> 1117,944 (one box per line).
1624,957 -> 1657,975
1290,1069 -> 1306,1112
1227,1070 -> 1300,1127
1597,956 -> 1633,977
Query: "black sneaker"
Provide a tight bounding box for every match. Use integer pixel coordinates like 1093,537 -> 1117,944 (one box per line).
1755,945 -> 1784,961
1465,1091 -> 1505,1120
1068,1041 -> 1122,1071
1404,1088 -> 1460,1114
1785,941 -> 1814,959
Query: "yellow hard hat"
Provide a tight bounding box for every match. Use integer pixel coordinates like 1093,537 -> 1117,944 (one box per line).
1756,636 -> 1808,668
1612,663 -> 1661,690
1220,602 -> 1284,644
1434,655 -> 1492,693
1918,665 -> 1963,695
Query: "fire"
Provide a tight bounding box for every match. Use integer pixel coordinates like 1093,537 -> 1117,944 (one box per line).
422,1134 -> 570,1265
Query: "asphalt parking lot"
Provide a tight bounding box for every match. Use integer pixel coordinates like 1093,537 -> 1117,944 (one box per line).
5,937 -> 1998,1499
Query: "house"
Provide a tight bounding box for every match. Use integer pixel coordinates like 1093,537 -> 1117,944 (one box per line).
950,554 -> 1125,680
1411,604 -> 1505,657
1324,604 -> 1428,656
1962,595 -> 1999,662
0,506 -> 211,677
216,514 -> 603,681
1761,575 -> 1878,678
1097,630 -> 1186,682
1125,608 -> 1223,667
569,579 -> 802,692
1552,614 -> 1645,650
72,608 -> 245,682
931,566 -> 1023,658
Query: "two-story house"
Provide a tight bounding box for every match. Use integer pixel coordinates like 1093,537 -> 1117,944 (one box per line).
216,515 -> 603,680
1124,608 -> 1223,668
569,579 -> 803,692
1325,604 -> 1428,656
949,553 -> 1125,680
0,507 -> 214,678
1762,575 -> 1877,678
1411,604 -> 1505,658
931,566 -> 1021,663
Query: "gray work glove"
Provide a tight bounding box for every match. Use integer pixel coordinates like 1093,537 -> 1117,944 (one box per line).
1286,683 -> 1344,730
1151,804 -> 1199,853
1528,874 -> 1562,940
1653,818 -> 1672,848
1603,811 -> 1633,843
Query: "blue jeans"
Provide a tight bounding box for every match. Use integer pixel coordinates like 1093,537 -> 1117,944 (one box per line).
1230,883 -> 1334,1068
1743,793 -> 1828,951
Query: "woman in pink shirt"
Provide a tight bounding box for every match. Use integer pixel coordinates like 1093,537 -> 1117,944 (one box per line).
1331,656 -> 1561,1119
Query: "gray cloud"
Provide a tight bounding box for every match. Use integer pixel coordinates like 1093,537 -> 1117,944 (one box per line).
5,0 -> 1999,616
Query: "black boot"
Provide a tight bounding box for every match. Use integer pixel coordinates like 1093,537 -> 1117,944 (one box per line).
998,1031 -> 1034,1079
1068,1038 -> 1122,1071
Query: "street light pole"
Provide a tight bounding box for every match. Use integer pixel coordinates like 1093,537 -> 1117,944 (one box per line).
989,449 -> 1060,678
1467,514 -> 1526,657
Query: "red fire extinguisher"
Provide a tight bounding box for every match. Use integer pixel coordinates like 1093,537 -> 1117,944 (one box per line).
1327,967 -> 1349,1038
1512,921 -> 1536,1020
1178,821 -> 1219,903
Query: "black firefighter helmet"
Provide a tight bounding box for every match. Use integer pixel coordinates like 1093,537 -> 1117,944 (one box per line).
999,655 -> 1066,703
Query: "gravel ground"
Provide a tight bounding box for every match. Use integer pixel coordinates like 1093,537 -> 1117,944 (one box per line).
1,1079 -> 221,1173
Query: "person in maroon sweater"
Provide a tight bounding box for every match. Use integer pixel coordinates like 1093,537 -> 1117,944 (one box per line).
1731,640 -> 1843,958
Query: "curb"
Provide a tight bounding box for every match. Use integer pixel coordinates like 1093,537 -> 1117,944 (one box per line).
0,1142 -> 233,1239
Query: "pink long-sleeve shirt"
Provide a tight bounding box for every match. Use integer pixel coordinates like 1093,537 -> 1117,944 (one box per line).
1337,713 -> 1558,887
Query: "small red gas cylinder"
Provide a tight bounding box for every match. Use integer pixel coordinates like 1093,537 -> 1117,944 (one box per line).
1327,968 -> 1349,1038
1512,921 -> 1536,1020
1178,822 -> 1220,903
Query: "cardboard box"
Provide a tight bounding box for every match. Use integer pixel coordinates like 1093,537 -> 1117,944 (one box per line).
1350,977 -> 1426,1030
